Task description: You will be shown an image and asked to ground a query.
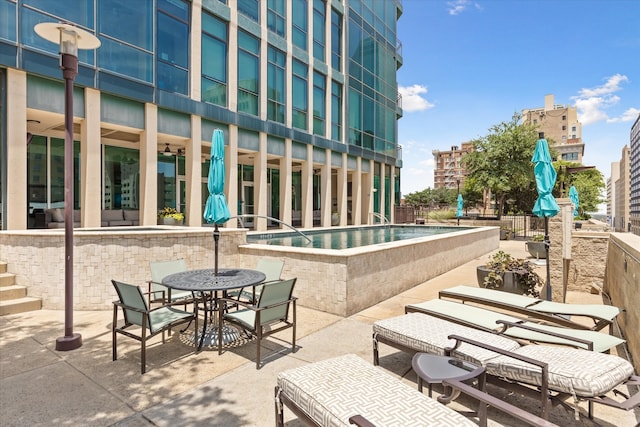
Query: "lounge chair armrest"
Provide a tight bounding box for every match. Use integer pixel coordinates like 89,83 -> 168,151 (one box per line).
442,378 -> 559,427
447,334 -> 548,370
495,320 -> 594,351
348,415 -> 377,427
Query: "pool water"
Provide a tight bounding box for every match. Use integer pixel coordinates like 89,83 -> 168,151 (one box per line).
247,225 -> 469,249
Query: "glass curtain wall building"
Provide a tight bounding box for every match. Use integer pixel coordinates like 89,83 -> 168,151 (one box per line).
0,0 -> 403,231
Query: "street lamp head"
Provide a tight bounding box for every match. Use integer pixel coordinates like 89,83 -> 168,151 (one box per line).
34,22 -> 101,56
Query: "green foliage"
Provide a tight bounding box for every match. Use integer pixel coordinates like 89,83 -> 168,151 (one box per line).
554,160 -> 605,217
462,113 -> 540,218
482,251 -> 542,297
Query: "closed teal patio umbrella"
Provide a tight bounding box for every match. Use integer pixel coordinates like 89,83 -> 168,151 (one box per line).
204,129 -> 231,275
569,185 -> 579,217
532,133 -> 560,300
456,193 -> 463,225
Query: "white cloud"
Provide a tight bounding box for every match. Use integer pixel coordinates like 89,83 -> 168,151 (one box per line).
607,107 -> 640,123
447,0 -> 481,15
398,85 -> 435,112
572,74 -> 632,125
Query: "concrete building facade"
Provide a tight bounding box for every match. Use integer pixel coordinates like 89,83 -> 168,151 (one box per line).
0,0 -> 404,231
431,142 -> 472,190
522,94 -> 584,163
615,146 -> 631,232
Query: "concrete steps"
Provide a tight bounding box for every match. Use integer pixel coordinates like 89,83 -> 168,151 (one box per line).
0,262 -> 42,316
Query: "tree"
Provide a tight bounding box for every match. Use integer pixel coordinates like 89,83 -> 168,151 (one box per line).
462,113 -> 539,218
554,161 -> 605,218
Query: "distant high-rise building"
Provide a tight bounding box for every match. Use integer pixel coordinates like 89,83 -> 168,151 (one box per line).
607,162 -> 619,228
615,146 -> 631,232
522,94 -> 584,163
432,142 -> 473,190
629,114 -> 640,235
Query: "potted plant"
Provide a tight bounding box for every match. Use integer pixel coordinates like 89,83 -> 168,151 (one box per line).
476,251 -> 542,297
499,226 -> 513,240
525,234 -> 547,259
331,212 -> 340,226
158,207 -> 184,225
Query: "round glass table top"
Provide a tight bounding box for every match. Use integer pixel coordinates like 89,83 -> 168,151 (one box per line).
162,268 -> 266,292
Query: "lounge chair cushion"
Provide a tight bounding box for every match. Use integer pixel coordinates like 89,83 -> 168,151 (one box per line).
373,313 -> 521,366
486,345 -> 634,397
277,354 -> 476,427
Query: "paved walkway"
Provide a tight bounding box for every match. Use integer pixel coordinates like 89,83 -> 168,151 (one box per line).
1,241 -> 638,426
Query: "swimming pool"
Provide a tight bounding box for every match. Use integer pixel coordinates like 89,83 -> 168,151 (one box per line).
247,225 -> 471,249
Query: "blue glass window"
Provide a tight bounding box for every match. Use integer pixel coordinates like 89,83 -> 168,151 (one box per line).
98,0 -> 152,49
238,30 -> 259,115
292,59 -> 308,130
313,71 -> 325,136
292,0 -> 307,51
202,12 -> 227,106
0,0 -> 16,43
238,0 -> 259,22
21,7 -> 94,65
99,38 -> 152,82
157,0 -> 189,95
24,0 -> 93,28
331,80 -> 342,141
331,8 -> 342,71
312,0 -> 325,62
267,45 -> 286,123
267,0 -> 285,37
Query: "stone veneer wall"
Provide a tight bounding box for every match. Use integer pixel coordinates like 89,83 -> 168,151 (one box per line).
0,227 -> 245,310
603,233 -> 640,372
239,226 -> 498,316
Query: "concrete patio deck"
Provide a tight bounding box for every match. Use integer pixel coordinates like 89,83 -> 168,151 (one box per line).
1,240 -> 638,426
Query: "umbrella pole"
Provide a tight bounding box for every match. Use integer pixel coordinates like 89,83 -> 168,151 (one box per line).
213,224 -> 220,276
544,217 -> 551,301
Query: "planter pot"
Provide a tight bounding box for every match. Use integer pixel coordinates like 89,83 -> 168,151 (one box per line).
158,217 -> 183,225
499,229 -> 513,240
476,266 -> 523,295
331,213 -> 340,226
525,241 -> 547,259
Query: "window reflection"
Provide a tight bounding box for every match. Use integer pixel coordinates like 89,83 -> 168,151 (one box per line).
104,146 -> 139,209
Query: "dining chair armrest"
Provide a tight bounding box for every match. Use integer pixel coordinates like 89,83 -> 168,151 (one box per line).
218,296 -> 256,310
112,300 -> 149,315
255,297 -> 297,312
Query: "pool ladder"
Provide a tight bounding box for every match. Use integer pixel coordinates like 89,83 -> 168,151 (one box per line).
231,214 -> 312,245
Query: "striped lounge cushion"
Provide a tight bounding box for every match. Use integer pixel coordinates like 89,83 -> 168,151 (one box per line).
277,354 -> 476,427
373,313 -> 521,365
486,344 -> 634,397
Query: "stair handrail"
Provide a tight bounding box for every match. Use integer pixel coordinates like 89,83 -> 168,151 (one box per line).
230,214 -> 312,245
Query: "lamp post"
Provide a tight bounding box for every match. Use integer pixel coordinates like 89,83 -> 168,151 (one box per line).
35,22 -> 100,351
456,178 -> 460,226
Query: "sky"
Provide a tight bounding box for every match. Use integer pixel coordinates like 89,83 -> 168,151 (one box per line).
396,0 -> 640,202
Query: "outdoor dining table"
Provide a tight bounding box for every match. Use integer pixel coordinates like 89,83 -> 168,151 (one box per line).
162,268 -> 266,350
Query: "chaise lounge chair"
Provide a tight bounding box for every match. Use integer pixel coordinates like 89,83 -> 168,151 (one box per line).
372,312 -> 640,421
438,285 -> 622,332
405,299 -> 625,353
275,354 -> 558,427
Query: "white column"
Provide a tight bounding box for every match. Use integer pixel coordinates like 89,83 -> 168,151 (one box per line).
379,164 -> 386,222
80,88 -> 101,227
190,0 -> 202,101
389,166 -> 396,224
254,134 -> 268,231
353,158 -> 362,226
6,69 -> 27,230
337,153 -> 348,226
321,149 -> 331,227
302,145 -> 313,228
226,126 -> 239,223
280,139 -> 293,227
185,115 -> 202,226
228,6 -> 238,112
139,103 -> 158,226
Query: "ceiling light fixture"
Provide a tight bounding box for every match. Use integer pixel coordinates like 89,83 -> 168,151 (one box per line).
163,143 -> 172,156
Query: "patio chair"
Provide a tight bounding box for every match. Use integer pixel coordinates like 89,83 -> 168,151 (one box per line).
438,285 -> 622,332
111,279 -> 197,374
148,259 -> 193,306
218,277 -> 296,369
372,312 -> 640,421
227,258 -> 284,304
275,354 -> 558,427
405,299 -> 624,353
